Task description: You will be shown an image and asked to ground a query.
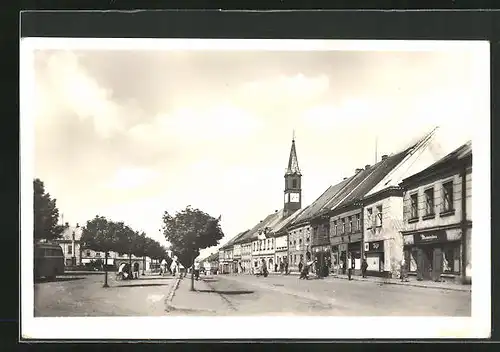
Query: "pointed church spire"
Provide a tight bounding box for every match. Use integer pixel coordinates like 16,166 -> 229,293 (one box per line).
286,132 -> 301,176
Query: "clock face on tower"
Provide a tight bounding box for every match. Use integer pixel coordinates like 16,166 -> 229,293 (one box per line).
290,193 -> 300,203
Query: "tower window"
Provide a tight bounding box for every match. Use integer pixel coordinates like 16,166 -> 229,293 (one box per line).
292,179 -> 297,188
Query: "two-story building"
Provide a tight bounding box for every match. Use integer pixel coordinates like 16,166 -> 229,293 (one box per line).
231,230 -> 250,273
55,223 -> 84,266
361,128 -> 449,278
400,141 -> 472,283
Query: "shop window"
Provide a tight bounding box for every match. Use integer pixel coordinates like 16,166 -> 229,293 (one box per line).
376,206 -> 383,227
366,208 -> 373,229
67,245 -> 72,255
356,214 -> 361,232
348,216 -> 352,233
410,193 -> 418,219
442,181 -> 454,212
424,187 -> 435,216
443,246 -> 460,273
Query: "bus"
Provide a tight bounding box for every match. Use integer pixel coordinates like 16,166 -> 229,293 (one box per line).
34,242 -> 64,280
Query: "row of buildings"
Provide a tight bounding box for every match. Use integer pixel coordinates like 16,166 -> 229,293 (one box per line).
218,128 -> 472,283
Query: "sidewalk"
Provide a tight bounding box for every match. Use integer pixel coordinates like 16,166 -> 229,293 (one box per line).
166,277 -> 230,314
319,273 -> 471,292
224,272 -> 471,292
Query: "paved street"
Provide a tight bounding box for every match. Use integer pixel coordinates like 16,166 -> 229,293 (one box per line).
168,274 -> 471,316
34,272 -> 471,317
34,272 -> 176,317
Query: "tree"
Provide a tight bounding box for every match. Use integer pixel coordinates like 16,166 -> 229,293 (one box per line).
80,216 -> 120,287
162,206 -> 224,291
115,225 -> 139,276
33,178 -> 65,242
134,232 -> 148,275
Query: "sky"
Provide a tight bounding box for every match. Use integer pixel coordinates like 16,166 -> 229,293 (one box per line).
30,40 -> 486,260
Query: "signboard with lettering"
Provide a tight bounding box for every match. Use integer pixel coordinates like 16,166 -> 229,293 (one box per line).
414,232 -> 446,244
366,240 -> 384,252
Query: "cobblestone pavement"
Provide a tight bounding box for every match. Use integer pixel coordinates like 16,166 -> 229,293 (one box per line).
34,272 -> 176,317
168,274 -> 471,316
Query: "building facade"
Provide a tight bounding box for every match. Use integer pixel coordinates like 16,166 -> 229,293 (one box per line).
400,141 -> 472,283
55,223 -> 83,266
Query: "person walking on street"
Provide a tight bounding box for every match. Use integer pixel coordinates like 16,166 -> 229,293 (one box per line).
194,260 -> 201,280
361,257 -> 368,278
400,258 -> 409,282
298,260 -> 303,275
261,258 -> 268,278
347,253 -> 353,280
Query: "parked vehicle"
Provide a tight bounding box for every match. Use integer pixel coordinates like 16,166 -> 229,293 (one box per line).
34,242 -> 64,280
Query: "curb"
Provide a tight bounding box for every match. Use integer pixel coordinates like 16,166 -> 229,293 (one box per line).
165,276 -> 182,311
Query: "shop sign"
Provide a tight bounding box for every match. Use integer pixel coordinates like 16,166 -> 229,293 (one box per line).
366,240 -> 384,252
414,231 -> 446,244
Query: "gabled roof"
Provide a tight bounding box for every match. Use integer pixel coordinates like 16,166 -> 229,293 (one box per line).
268,207 -> 309,236
219,229 -> 250,250
234,210 -> 284,244
364,127 -> 444,198
326,129 -> 438,213
58,225 -> 83,241
201,252 -> 219,263
290,177 -> 353,227
401,140 -> 472,185
285,138 -> 301,176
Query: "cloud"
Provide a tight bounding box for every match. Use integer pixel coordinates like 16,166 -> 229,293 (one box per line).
106,167 -> 159,190
35,51 -> 131,139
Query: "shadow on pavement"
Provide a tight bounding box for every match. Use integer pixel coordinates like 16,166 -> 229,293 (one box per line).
35,277 -> 84,283
114,283 -> 169,288
202,278 -> 219,283
197,289 -> 254,295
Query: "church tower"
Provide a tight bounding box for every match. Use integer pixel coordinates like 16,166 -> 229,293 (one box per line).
284,132 -> 302,218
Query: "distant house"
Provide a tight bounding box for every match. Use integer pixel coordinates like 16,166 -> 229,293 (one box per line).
54,223 -> 83,266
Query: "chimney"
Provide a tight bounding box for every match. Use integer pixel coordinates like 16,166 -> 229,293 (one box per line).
355,168 -> 363,174
381,154 -> 388,161
365,164 -> 371,170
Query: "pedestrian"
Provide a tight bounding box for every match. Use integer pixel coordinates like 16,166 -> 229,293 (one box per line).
347,253 -> 353,280
400,258 -> 409,282
133,262 -> 140,279
261,259 -> 268,278
298,260 -> 303,275
194,260 -> 200,280
284,261 -> 289,275
274,263 -> 278,273
361,257 -> 368,278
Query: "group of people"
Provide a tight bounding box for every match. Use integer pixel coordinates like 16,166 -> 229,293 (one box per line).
116,262 -> 140,280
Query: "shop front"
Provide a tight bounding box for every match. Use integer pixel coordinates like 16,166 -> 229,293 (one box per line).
312,245 -> 331,277
403,229 -> 462,282
364,240 -> 385,277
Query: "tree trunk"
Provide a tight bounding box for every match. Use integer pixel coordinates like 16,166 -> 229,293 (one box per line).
191,256 -> 195,291
142,256 -> 146,276
128,253 -> 132,278
103,251 -> 109,288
